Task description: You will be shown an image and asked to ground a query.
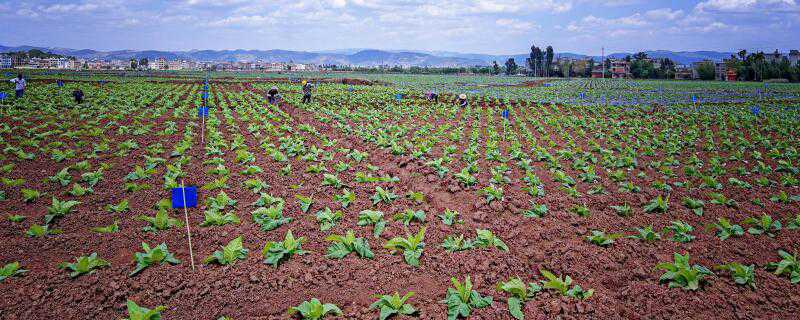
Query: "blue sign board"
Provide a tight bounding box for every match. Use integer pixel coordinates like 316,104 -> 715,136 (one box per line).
57,80 -> 64,87
395,93 -> 402,102
348,86 -> 353,93
198,107 -> 209,117
502,109 -> 509,119
750,106 -> 761,116
171,186 -> 198,209
0,92 -> 6,101
201,92 -> 209,100
203,84 -> 209,91
691,96 -> 697,104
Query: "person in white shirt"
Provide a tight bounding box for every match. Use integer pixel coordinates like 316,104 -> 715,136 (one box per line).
10,74 -> 26,98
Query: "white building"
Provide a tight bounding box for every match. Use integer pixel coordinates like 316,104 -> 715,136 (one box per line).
0,55 -> 12,69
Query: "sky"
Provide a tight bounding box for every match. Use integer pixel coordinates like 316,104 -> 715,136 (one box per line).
1,0 -> 799,55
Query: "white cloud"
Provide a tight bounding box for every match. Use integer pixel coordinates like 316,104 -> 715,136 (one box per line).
16,8 -> 39,18
696,0 -> 799,13
41,3 -> 100,13
645,8 -> 684,20
496,18 -> 538,31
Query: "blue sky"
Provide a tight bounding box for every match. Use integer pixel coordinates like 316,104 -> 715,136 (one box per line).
1,0 -> 799,55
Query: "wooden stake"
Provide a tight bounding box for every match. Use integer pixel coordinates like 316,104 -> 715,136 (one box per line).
180,179 -> 196,271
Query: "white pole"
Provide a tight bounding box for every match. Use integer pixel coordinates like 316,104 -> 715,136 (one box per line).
181,179 -> 196,271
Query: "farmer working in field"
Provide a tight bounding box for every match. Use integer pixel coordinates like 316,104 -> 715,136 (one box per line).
10,74 -> 26,98
301,80 -> 312,104
72,88 -> 84,104
267,86 -> 280,105
457,93 -> 468,108
427,92 -> 438,103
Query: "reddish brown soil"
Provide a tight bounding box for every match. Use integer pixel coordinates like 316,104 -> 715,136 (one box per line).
0,81 -> 798,320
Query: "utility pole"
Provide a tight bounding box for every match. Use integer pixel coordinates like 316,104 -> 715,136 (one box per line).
602,47 -> 605,79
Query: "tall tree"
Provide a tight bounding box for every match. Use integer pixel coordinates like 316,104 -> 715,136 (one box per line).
528,45 -> 538,76
545,46 -> 554,77
534,47 -> 544,77
505,58 -> 518,75
492,61 -> 500,75
139,58 -> 149,69
129,59 -> 138,70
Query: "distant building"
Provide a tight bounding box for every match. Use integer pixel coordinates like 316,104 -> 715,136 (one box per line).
789,50 -> 800,66
726,68 -> 737,82
715,63 -> 726,81
1,55 -> 13,69
691,60 -> 714,79
151,57 -> 167,70
590,65 -> 604,78
675,66 -> 693,80
609,60 -> 630,79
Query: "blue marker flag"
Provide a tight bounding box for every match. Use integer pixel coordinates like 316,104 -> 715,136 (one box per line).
751,106 -> 761,116
502,109 -> 509,119
198,107 -> 209,117
0,92 -> 6,101
171,186 -> 198,209
395,93 -> 402,101
201,92 -> 209,100
203,84 -> 209,90
692,95 -> 697,104
57,80 -> 64,87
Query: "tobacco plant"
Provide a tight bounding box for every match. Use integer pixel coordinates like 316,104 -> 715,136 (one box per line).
370,292 -> 417,320
441,276 -> 493,320
130,242 -> 181,276
288,298 -> 342,320
325,230 -> 374,259
655,252 -> 714,290
263,230 -> 307,267
496,277 -> 541,320
384,227 -> 426,266
58,253 -> 110,278
204,236 -> 249,266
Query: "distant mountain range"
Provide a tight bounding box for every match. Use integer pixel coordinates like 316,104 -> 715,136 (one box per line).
0,44 -> 735,66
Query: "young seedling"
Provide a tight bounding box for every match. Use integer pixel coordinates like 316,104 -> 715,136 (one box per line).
496,277 -> 542,320
571,204 -> 590,217
357,210 -> 386,238
384,227 -> 426,266
473,229 -> 509,251
106,199 -> 130,213
296,194 -> 313,213
480,184 -> 504,204
7,214 -> 25,223
315,207 -> 343,231
371,186 -> 399,205
442,234 -> 475,253
766,250 -> 799,284
200,209 -> 240,227
204,236 -> 249,266
788,213 -> 800,230
664,220 -> 695,243
321,173 -> 345,189
44,197 -> 80,224
441,276 -> 493,320
288,298 -> 342,320
325,230 -> 374,259
0,262 -> 28,282
706,217 -> 744,240
438,209 -> 462,225
130,242 -> 181,276
370,292 -> 417,320
92,220 -> 120,234
539,269 -> 593,299
585,230 -> 623,247
123,300 -> 166,320
682,197 -> 705,216
714,262 -> 756,289
252,205 -> 291,231
58,253 -> 110,278
136,209 -> 182,232
610,203 -> 632,217
26,224 -> 62,237
643,195 -> 669,213
743,214 -> 781,237
334,189 -> 356,208
406,191 -> 425,204
20,188 -> 42,203
655,252 -> 714,290
394,209 -> 426,226
263,230 -> 307,267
